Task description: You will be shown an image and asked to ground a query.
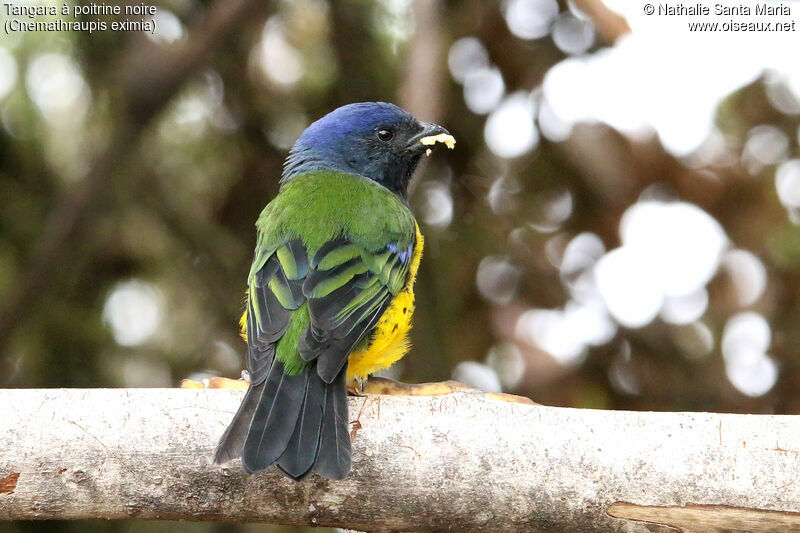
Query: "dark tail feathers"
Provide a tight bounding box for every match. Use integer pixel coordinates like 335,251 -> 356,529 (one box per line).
214,360 -> 351,480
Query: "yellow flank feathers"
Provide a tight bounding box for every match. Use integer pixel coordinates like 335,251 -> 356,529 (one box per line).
239,303 -> 248,341
347,222 -> 424,381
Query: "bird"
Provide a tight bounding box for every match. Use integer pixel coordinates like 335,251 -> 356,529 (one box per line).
214,102 -> 455,480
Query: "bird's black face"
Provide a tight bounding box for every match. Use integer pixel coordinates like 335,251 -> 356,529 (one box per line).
347,115 -> 453,198
282,102 -> 454,200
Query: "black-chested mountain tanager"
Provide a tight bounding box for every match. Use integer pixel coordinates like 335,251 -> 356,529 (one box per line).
214,102 -> 455,480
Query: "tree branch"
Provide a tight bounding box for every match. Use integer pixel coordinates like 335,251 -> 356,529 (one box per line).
1,388 -> 799,531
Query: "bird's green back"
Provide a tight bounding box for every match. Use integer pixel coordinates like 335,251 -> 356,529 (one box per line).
250,170 -> 416,277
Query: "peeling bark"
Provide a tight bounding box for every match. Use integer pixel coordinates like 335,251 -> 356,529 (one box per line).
0,473 -> 19,496
1,388 -> 799,531
607,502 -> 800,532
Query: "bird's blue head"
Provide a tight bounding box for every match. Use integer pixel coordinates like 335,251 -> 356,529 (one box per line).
281,102 -> 454,199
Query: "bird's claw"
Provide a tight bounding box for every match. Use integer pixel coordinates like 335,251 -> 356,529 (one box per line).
360,377 -> 538,403
180,376 -> 250,389
347,376 -> 367,396
361,376 -> 473,396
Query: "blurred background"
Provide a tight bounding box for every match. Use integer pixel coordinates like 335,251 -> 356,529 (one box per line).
2,0 -> 800,531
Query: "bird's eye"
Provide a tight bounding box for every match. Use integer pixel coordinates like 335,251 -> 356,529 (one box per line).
377,129 -> 394,142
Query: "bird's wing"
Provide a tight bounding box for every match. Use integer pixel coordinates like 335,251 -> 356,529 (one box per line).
244,233 -> 415,383
245,239 -> 309,383
299,235 -> 416,383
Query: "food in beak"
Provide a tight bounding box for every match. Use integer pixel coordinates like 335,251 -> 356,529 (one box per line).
419,133 -> 456,150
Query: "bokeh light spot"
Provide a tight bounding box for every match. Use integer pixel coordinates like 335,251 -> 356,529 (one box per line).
26,53 -> 88,118
597,201 -> 726,328
620,201 -> 727,297
552,12 -> 595,55
484,92 -> 539,158
722,249 -> 767,307
452,361 -> 502,392
485,343 -> 526,390
418,181 -> 453,229
776,159 -> 800,208
659,289 -> 708,325
102,280 -> 164,347
146,9 -> 186,45
742,125 -> 789,174
463,66 -> 505,115
504,0 -> 559,40
476,255 -> 520,305
673,322 -> 715,360
255,16 -> 304,87
448,37 -> 489,83
595,247 -> 663,328
721,312 -> 777,397
725,354 -> 778,398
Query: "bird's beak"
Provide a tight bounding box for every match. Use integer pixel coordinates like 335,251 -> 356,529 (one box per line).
408,122 -> 456,155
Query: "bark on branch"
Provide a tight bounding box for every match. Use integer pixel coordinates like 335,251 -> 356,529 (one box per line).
1,388 -> 799,532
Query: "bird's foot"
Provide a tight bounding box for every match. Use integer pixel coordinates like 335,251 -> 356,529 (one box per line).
361,376 -> 472,396
347,375 -> 367,396
180,370 -> 250,390
360,376 -> 538,404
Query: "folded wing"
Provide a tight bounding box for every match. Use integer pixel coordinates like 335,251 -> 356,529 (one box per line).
215,233 -> 415,480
